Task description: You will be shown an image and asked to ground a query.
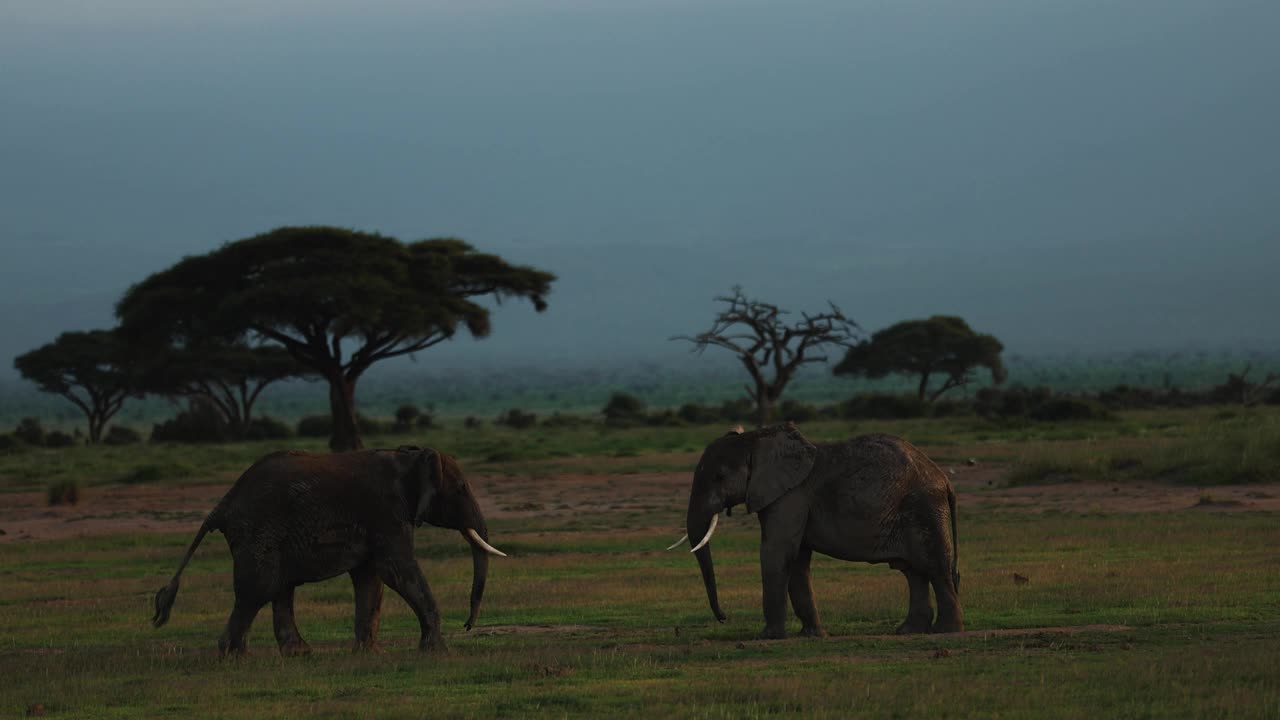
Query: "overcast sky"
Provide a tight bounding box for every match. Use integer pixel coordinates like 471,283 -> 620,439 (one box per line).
2,0 -> 1277,373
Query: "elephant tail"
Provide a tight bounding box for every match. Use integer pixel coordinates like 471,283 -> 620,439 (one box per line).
152,505 -> 224,629
948,486 -> 960,592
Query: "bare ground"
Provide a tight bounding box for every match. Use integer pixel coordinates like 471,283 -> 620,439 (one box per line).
2,464 -> 1277,544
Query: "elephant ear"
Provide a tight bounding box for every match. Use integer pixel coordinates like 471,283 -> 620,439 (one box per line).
403,448 -> 445,525
746,425 -> 817,513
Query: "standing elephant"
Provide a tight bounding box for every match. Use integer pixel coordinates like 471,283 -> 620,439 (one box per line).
669,425 -> 962,639
151,446 -> 506,656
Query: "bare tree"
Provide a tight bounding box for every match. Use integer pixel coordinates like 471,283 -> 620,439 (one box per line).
673,287 -> 860,427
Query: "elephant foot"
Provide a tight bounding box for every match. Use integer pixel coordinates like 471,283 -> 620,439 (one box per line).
930,619 -> 965,634
797,625 -> 828,639
278,641 -> 312,657
418,636 -> 448,653
755,625 -> 787,641
894,619 -> 932,635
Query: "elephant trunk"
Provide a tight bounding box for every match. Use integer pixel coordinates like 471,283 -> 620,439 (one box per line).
687,504 -> 727,623
460,499 -> 490,631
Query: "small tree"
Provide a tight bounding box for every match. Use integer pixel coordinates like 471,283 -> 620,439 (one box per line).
673,287 -> 860,427
117,227 -> 555,451
14,330 -> 140,443
834,315 -> 1006,402
138,341 -> 311,438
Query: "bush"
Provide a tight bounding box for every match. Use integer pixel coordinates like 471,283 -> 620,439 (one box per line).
47,479 -> 81,506
645,410 -> 685,427
415,412 -> 436,429
464,417 -> 483,430
542,412 -> 588,428
717,398 -> 756,423
13,417 -> 45,446
393,404 -> 421,433
103,425 -> 143,445
244,416 -> 291,441
602,392 -> 646,427
118,465 -> 165,484
677,403 -> 720,425
840,394 -> 927,419
495,408 -> 537,430
152,400 -> 231,443
296,415 -> 332,438
779,400 -> 820,423
0,434 -> 27,454
44,430 -> 77,448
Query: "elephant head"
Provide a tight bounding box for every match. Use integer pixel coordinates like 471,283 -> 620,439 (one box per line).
398,447 -> 505,630
671,425 -> 817,622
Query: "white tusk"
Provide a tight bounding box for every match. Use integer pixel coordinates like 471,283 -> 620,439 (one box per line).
689,513 -> 719,553
666,534 -> 689,551
467,528 -> 508,558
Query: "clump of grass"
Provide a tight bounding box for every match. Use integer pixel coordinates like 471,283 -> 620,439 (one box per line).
117,465 -> 166,485
47,479 -> 81,506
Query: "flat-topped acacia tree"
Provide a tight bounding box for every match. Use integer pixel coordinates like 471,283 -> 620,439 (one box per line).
14,329 -> 140,443
117,227 -> 555,451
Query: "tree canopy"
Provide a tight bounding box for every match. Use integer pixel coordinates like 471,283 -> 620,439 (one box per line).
673,287 -> 860,427
117,226 -> 556,450
13,329 -> 140,443
833,315 -> 1006,402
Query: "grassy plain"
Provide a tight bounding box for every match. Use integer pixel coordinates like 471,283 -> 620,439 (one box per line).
2,407 -> 1279,718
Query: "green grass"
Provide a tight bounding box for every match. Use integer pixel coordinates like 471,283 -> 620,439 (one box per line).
2,506 -> 1278,718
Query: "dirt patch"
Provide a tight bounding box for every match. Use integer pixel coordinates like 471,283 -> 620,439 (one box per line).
2,463 -> 1277,543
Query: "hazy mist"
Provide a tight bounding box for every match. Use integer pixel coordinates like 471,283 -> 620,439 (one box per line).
3,0 -> 1278,376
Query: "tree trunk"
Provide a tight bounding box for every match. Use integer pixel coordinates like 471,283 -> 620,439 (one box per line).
327,373 -> 363,452
755,383 -> 775,428
88,412 -> 103,444
917,372 -> 931,402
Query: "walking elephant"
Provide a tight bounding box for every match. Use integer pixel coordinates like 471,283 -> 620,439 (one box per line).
669,425 -> 962,639
151,446 -> 506,656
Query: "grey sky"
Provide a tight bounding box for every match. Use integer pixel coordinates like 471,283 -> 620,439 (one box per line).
2,0 -> 1277,373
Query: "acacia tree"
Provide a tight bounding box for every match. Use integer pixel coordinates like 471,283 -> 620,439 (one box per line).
138,341 -> 313,437
117,227 -> 555,451
14,329 -> 140,443
673,287 -> 860,427
834,315 -> 1006,402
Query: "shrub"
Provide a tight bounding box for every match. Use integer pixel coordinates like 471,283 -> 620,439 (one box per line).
103,425 -> 143,445
118,465 -> 165,484
602,392 -> 646,427
0,434 -> 26,454
393,404 -> 421,433
13,417 -> 45,446
542,412 -> 588,428
244,416 -> 291,440
152,400 -> 230,443
717,398 -> 756,423
415,412 -> 436,429
645,410 -> 685,427
779,400 -> 820,423
840,394 -> 927,419
677,403 -> 720,425
464,417 -> 483,429
47,479 -> 81,506
495,408 -> 537,430
44,430 -> 77,448
296,415 -> 332,438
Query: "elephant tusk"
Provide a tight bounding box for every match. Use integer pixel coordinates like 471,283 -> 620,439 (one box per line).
689,513 -> 719,553
666,534 -> 689,550
467,528 -> 508,558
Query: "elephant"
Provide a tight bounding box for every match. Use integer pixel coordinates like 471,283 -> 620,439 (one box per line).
151,446 -> 506,656
668,425 -> 962,639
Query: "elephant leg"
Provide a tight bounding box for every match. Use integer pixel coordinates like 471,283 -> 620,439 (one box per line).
218,601 -> 264,657
757,543 -> 794,640
271,586 -> 311,656
892,562 -> 933,635
378,551 -> 445,652
350,562 -> 385,651
788,546 -> 826,638
929,571 -> 964,633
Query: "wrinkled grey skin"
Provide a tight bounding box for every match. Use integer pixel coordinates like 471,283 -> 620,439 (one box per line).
151,446 -> 494,656
685,425 -> 963,639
